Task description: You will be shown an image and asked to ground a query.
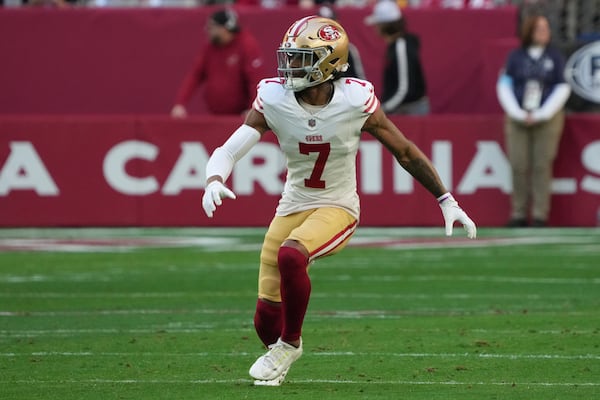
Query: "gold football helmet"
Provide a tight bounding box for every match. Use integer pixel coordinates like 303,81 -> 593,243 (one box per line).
277,16 -> 349,91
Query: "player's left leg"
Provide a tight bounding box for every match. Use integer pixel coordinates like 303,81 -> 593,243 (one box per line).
254,211 -> 314,348
279,207 -> 357,345
250,207 -> 357,385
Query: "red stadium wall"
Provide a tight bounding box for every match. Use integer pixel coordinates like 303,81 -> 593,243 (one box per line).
1,114 -> 599,227
0,6 -> 518,115
1,7 -> 598,227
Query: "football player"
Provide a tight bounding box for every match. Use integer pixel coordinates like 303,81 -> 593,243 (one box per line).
202,15 -> 477,386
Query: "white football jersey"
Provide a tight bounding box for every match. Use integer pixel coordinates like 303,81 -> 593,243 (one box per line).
252,77 -> 379,219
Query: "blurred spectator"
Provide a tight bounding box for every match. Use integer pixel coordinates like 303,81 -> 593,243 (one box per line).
496,14 -> 571,227
317,3 -> 366,80
405,0 -> 505,7
235,0 -> 301,8
88,0 -> 199,5
24,0 -> 72,5
467,0 -> 502,7
171,8 -> 266,117
365,0 -> 429,115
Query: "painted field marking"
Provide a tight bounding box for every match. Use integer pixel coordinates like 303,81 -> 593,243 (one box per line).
0,291 -> 590,300
2,326 -> 596,338
1,307 -> 598,319
2,272 -> 597,284
0,230 -> 598,252
2,378 -> 599,387
1,306 -> 598,318
1,351 -> 599,360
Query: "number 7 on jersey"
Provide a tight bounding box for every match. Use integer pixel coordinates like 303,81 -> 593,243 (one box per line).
299,142 -> 330,189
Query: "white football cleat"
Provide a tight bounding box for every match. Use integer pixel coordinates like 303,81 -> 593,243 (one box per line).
252,367 -> 289,386
249,337 -> 303,386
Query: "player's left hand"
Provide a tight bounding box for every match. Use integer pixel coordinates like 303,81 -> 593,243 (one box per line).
202,181 -> 236,218
437,193 -> 477,239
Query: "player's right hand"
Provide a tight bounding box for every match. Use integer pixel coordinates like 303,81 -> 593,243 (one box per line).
202,181 -> 236,218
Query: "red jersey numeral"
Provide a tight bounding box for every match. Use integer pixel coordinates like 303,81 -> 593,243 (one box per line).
299,142 -> 330,189
344,78 -> 366,87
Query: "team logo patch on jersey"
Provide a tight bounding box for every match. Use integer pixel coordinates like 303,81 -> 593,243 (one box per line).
308,119 -> 316,127
318,25 -> 341,41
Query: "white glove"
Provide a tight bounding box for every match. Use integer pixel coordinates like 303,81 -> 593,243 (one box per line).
202,181 -> 236,218
437,193 -> 477,239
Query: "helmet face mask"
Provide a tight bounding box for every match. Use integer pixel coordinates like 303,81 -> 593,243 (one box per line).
277,47 -> 328,91
278,16 -> 349,92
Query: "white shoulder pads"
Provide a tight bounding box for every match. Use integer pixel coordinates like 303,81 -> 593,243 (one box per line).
340,78 -> 377,108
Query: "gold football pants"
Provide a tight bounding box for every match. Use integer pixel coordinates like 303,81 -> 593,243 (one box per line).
257,207 -> 357,302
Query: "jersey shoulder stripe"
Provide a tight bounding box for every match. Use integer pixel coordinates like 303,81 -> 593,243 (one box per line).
338,78 -> 380,114
252,78 -> 286,113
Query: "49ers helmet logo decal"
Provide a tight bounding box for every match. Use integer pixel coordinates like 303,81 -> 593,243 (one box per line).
317,25 -> 341,41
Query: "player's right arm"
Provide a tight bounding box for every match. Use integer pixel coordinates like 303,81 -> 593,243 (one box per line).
203,78 -> 279,217
202,107 -> 270,218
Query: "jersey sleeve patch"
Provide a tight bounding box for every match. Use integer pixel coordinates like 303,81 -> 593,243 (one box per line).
340,78 -> 380,114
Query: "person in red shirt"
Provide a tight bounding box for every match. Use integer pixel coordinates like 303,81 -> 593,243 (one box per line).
171,8 -> 266,117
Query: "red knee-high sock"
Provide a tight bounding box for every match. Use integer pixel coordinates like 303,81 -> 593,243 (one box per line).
253,299 -> 282,348
278,246 -> 310,343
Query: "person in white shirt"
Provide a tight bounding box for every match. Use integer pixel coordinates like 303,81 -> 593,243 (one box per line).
202,15 -> 476,386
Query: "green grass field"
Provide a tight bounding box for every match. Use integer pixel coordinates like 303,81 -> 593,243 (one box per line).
0,227 -> 599,399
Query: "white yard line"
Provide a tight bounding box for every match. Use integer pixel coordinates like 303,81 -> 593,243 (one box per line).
2,378 -> 599,387
0,308 -> 249,316
357,275 -> 600,284
2,273 -> 597,284
0,291 -> 589,299
1,307 -> 597,318
1,351 -> 599,360
1,326 -> 596,338
1,327 -> 596,338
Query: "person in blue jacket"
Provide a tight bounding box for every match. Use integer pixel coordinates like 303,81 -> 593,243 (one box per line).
496,14 -> 571,227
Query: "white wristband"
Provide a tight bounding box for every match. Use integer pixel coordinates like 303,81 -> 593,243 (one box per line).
437,192 -> 453,203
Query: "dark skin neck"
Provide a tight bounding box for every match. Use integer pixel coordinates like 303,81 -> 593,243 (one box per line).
295,80 -> 334,106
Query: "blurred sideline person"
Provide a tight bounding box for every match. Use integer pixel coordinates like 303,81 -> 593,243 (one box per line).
171,8 -> 266,117
20,0 -> 71,5
365,0 -> 429,115
202,15 -> 476,386
496,14 -> 570,227
317,3 -> 366,80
